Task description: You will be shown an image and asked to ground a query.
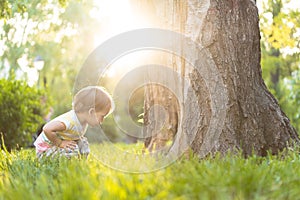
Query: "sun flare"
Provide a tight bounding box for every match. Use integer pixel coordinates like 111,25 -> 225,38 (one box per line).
91,0 -> 149,47
90,0 -> 153,83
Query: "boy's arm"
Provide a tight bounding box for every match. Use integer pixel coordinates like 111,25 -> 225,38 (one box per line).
43,121 -> 76,149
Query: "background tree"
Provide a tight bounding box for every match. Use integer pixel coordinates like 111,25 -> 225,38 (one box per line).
0,0 -> 120,144
0,0 -> 101,115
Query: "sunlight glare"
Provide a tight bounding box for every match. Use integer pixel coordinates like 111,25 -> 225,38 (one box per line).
91,0 -> 153,82
92,0 -> 149,46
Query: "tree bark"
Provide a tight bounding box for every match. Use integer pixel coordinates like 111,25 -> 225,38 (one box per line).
141,0 -> 299,157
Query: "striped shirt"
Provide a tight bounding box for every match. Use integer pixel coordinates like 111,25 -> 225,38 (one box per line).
34,110 -> 88,153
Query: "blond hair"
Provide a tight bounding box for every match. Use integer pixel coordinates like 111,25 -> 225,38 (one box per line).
73,86 -> 114,114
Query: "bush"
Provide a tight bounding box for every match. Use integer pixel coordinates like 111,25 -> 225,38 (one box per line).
0,78 -> 49,150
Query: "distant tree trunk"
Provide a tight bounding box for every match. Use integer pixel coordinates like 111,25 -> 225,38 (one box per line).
141,0 -> 299,157
269,1 -> 282,94
141,0 -> 186,153
143,84 -> 180,151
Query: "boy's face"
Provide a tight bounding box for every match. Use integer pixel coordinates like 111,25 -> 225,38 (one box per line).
86,105 -> 111,127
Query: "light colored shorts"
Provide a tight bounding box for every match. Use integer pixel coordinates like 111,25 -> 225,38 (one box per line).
37,137 -> 90,159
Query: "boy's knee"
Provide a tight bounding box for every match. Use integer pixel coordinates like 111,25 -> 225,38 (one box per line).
77,138 -> 90,155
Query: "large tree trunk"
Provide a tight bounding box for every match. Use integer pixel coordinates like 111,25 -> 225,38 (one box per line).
141,0 -> 299,157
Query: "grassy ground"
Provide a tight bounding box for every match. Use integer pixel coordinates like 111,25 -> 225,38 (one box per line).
1,143 -> 300,200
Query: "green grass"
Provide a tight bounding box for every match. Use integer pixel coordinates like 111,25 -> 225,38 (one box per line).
1,143 -> 300,200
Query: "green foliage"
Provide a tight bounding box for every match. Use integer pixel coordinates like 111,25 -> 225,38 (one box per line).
0,0 -> 9,19
0,78 -> 49,150
281,70 -> 300,132
0,0 -> 71,19
0,0 -> 101,117
1,145 -> 300,199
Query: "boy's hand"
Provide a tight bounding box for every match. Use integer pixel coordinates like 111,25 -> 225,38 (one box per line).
59,140 -> 77,150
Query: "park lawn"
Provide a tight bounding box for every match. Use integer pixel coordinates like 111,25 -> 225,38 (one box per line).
1,143 -> 300,200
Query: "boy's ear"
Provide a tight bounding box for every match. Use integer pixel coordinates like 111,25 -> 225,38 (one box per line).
88,108 -> 95,115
